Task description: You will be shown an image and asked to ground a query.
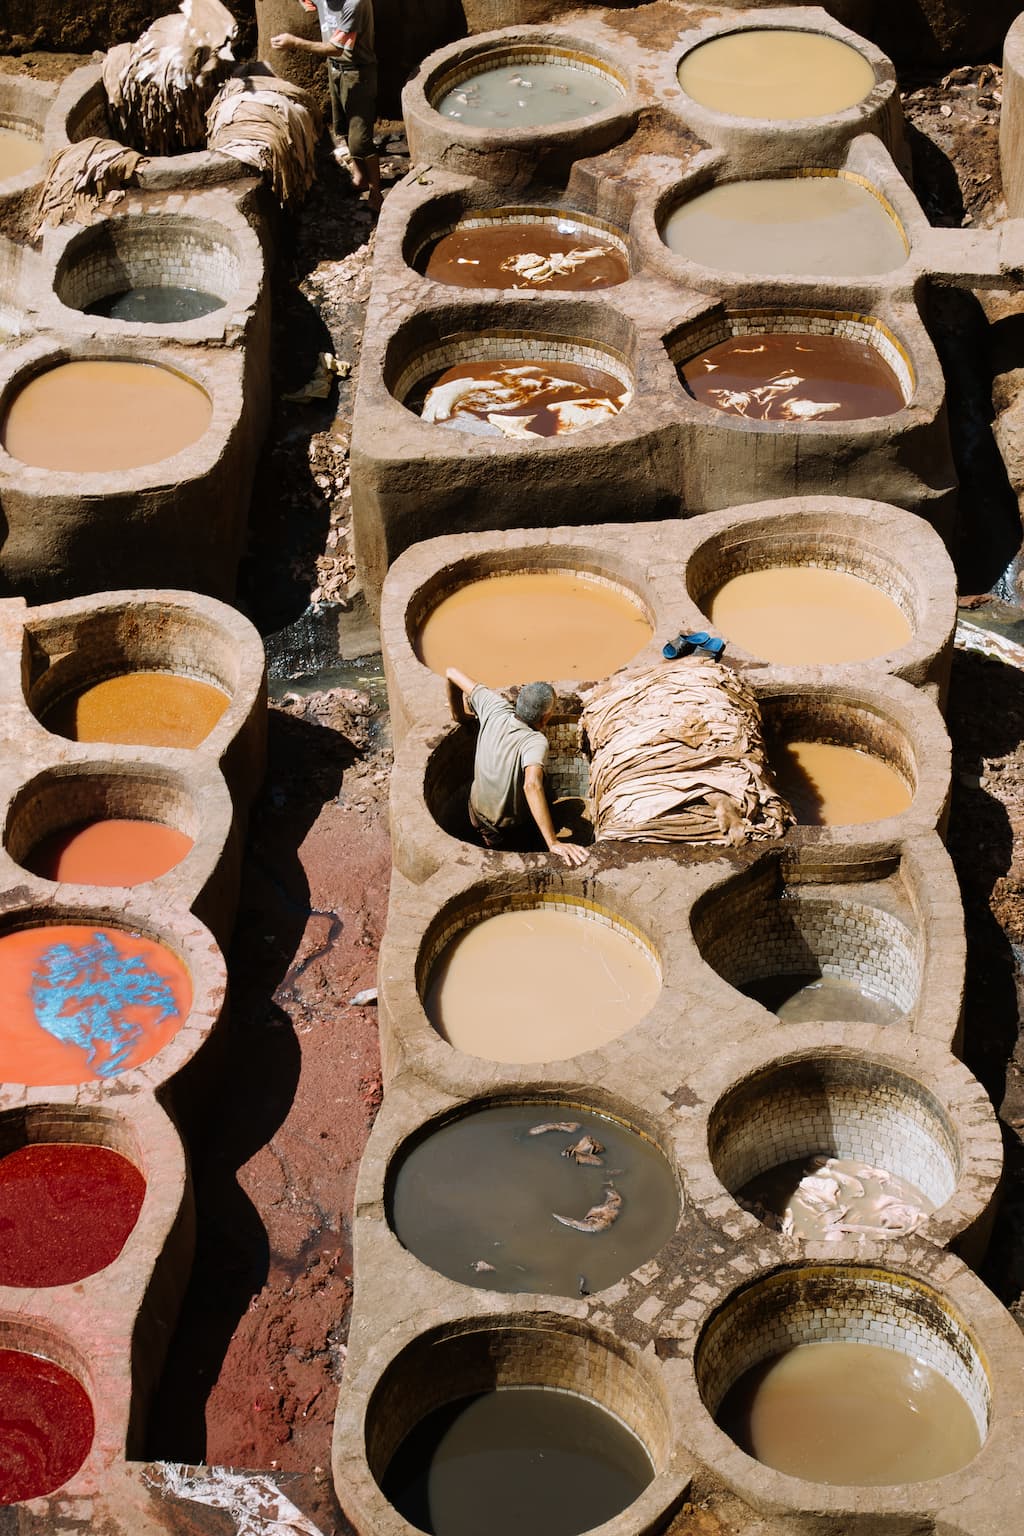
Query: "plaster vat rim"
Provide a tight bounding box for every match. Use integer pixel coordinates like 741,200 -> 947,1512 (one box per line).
413,26 -> 636,148
670,10 -> 895,130
0,339 -> 242,492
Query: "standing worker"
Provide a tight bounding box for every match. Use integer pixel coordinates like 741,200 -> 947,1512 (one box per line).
271,0 -> 381,211
446,667 -> 589,868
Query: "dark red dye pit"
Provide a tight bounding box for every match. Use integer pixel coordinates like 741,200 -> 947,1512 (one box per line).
0,1349 -> 94,1503
0,1143 -> 145,1288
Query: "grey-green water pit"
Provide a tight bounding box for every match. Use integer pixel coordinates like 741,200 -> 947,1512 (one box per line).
741,972 -> 904,1025
380,1386 -> 655,1536
436,60 -> 623,129
387,1102 -> 679,1296
84,286 -> 223,323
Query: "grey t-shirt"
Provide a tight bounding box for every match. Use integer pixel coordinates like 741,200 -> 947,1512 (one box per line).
469,685 -> 549,829
305,0 -> 376,65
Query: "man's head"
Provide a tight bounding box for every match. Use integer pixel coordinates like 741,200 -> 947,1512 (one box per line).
515,681 -> 555,728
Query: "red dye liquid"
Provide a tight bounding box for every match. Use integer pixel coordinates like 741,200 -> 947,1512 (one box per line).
0,923 -> 192,1086
0,1144 -> 145,1287
0,1349 -> 94,1503
26,819 -> 193,887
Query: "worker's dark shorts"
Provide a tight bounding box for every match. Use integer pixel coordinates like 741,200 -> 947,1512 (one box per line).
329,61 -> 377,158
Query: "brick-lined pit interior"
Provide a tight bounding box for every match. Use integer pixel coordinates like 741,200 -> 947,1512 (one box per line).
427,44 -> 629,109
64,78 -> 112,143
364,1318 -> 669,1485
416,887 -> 661,1004
0,1100 -> 144,1174
426,710 -> 589,845
685,519 -> 923,638
388,326 -> 635,417
404,200 -> 630,279
669,307 -> 915,407
3,764 -> 201,873
693,862 -> 921,1018
23,600 -> 244,730
708,1054 -> 960,1216
52,216 -> 240,316
695,1266 -> 990,1445
760,694 -> 918,804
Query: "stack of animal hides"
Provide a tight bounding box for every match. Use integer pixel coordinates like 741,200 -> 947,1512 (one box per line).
103,0 -> 237,156
580,657 -> 793,846
34,138 -> 143,237
206,76 -> 320,209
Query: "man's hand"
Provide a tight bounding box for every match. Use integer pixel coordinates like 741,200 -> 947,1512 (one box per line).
548,840 -> 589,868
271,31 -> 301,49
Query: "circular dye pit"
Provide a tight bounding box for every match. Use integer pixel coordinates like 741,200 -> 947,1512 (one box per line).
661,177 -> 907,277
388,1102 -> 678,1295
25,819 -> 194,886
1,360 -> 212,473
710,1055 -> 959,1244
412,359 -> 630,439
707,566 -> 912,663
0,126 -> 43,179
424,905 -> 661,1063
741,972 -> 903,1025
0,1349 -> 93,1502
381,1387 -> 653,1536
769,740 -> 912,825
697,1267 -> 989,1489
423,219 -> 629,291
718,1341 -> 979,1484
0,923 -> 192,1085
677,29 -> 875,120
679,332 -> 905,421
84,287 -> 223,324
416,571 -> 651,684
44,671 -> 229,748
0,1142 -> 145,1286
436,58 -> 623,129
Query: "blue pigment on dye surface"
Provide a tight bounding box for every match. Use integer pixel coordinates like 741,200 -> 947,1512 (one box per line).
30,932 -> 179,1077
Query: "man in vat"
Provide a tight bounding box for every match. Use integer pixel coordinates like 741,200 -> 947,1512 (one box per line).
271,0 -> 381,212
446,667 -> 589,868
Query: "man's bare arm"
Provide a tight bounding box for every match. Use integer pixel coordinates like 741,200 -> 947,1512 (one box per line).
445,666 -> 477,724
271,27 -> 357,57
523,764 -> 588,867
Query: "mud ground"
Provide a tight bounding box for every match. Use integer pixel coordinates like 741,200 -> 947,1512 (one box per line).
7,40 -> 1024,1536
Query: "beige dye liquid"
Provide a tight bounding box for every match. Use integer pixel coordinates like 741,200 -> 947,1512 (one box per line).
709,567 -> 911,663
417,572 -> 652,685
718,1340 -> 981,1484
772,741 -> 911,825
662,177 -> 907,277
1,360 -> 212,472
0,127 -> 43,179
678,30 -> 875,120
425,907 -> 661,1063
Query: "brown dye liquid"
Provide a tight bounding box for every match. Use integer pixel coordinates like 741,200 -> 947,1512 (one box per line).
662,177 -> 907,277
423,223 -> 629,290
718,1341 -> 981,1484
415,359 -> 628,439
771,741 -> 911,825
388,1102 -> 679,1296
381,1387 -> 653,1536
26,819 -> 194,886
425,908 -> 661,1063
708,567 -> 911,664
0,127 -> 43,179
742,972 -> 903,1025
1,360 -> 212,472
677,29 -> 874,120
680,332 -> 904,421
740,1155 -> 933,1241
45,672 -> 229,748
437,60 -> 623,128
416,571 -> 652,685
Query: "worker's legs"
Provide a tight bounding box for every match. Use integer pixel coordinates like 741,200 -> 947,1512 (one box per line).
336,63 -> 381,211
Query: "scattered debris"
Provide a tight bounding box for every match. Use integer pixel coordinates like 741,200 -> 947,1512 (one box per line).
281,352 -> 350,403
471,1259 -> 496,1273
348,988 -> 377,1007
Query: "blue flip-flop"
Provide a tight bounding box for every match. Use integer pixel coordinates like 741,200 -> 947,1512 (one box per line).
662,630 -> 709,659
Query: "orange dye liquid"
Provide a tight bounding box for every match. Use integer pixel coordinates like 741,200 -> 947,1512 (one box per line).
0,924 -> 192,1086
26,819 -> 193,886
46,672 -> 229,748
